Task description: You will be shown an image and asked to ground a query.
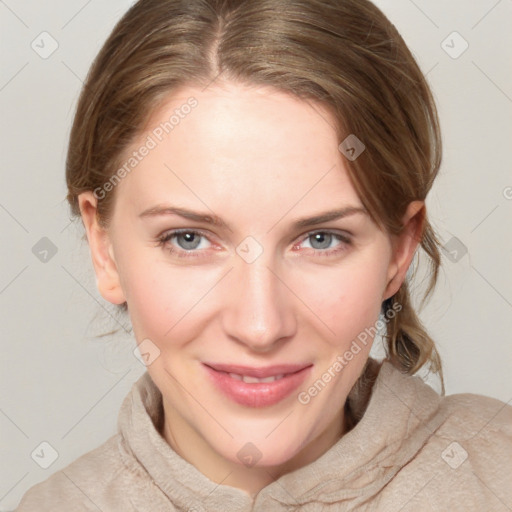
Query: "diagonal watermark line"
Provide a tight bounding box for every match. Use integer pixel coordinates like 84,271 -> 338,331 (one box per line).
61,0 -> 93,29
164,163 -> 232,232
61,369 -> 131,439
472,61 -> 512,104
468,396 -> 512,440
60,220 -> 73,233
263,409 -> 342,501
262,468 -> 301,505
0,0 -> 29,28
425,61 -> 439,77
0,471 -> 29,502
308,101 -> 337,133
471,470 -> 512,510
0,61 -> 29,92
61,60 -> 84,84
408,0 -> 439,28
60,264 -> 131,333
397,473 -> 436,511
0,202 -> 29,233
266,164 -> 336,234
471,264 -> 512,309
164,267 -> 234,337
205,470 -> 234,499
0,265 -> 29,295
62,470 -> 105,511
265,267 -> 336,336
61,59 -> 100,108
62,60 -> 100,98
265,409 -> 294,439
163,367 -> 234,437
0,408 -> 29,438
379,379 -> 438,437
201,70 -> 222,92
470,204 -> 500,233
472,0 -> 502,29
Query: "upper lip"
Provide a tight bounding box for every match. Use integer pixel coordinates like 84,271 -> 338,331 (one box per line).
203,362 -> 312,378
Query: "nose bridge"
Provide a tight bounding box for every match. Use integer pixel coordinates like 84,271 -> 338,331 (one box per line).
223,248 -> 296,350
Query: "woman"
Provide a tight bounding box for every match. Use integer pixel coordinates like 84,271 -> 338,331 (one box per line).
16,0 -> 511,510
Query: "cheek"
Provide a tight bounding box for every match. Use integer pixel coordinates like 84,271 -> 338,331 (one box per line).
115,248 -> 183,336
117,248 -> 221,342
294,254 -> 390,344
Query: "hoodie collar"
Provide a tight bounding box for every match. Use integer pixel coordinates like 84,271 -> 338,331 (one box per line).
118,360 -> 443,511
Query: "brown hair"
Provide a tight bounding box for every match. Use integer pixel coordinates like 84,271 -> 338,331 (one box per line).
66,0 -> 443,385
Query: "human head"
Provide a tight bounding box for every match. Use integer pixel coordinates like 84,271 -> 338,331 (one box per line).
67,0 -> 443,477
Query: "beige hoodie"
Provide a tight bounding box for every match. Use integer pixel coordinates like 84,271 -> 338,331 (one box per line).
16,360 -> 512,511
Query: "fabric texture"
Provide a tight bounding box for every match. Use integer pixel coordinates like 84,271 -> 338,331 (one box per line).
16,360 -> 512,511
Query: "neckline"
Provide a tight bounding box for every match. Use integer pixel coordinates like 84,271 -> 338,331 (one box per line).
118,359 -> 441,510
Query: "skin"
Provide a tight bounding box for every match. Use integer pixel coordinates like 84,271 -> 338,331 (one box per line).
78,81 -> 424,497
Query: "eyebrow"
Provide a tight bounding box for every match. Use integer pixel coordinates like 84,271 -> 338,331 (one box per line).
138,204 -> 368,230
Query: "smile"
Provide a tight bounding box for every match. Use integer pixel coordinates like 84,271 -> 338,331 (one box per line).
224,372 -> 286,383
202,362 -> 313,408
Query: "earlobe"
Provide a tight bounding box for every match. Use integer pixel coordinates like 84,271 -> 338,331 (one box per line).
78,192 -> 126,305
382,200 -> 425,301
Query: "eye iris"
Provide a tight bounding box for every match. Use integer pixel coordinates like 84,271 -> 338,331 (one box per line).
177,232 -> 201,250
310,232 -> 332,250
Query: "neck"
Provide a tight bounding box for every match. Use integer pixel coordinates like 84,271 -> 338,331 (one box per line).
161,399 -> 346,497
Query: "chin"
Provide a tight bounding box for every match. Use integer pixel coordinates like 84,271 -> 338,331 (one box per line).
218,429 -> 312,470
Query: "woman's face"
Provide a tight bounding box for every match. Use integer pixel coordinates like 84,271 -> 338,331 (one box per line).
80,82 -> 421,479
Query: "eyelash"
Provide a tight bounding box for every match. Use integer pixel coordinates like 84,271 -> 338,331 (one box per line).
156,228 -> 352,259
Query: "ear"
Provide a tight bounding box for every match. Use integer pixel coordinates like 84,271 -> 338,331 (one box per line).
78,191 -> 126,305
382,200 -> 425,301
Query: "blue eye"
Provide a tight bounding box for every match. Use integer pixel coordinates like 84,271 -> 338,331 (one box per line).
157,229 -> 351,259
298,231 -> 351,256
306,232 -> 336,250
157,229 -> 211,258
173,231 -> 202,250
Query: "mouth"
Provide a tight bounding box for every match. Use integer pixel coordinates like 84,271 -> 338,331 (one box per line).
202,362 -> 313,408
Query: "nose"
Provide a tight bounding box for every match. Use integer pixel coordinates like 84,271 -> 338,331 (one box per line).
221,253 -> 297,353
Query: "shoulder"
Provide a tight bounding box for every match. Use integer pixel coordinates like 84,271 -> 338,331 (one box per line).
438,391 -> 512,439
376,361 -> 511,442
15,435 -> 157,511
433,392 -> 512,480
432,391 -> 512,477
371,363 -> 512,510
401,390 -> 512,510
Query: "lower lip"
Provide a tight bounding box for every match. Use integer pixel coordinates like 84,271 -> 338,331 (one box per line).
203,364 -> 312,408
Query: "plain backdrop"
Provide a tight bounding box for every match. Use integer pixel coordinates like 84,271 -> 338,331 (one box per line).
1,0 -> 511,509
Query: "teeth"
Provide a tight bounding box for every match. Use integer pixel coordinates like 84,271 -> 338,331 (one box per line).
227,372 -> 286,383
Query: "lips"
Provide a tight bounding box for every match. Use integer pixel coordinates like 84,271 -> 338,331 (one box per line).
203,362 -> 312,408
204,363 -> 310,379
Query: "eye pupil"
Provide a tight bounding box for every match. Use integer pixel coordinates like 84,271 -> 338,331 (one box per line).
310,232 -> 332,250
177,232 -> 201,250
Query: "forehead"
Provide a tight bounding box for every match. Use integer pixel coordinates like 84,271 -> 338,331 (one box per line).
114,82 -> 363,216
144,81 -> 339,154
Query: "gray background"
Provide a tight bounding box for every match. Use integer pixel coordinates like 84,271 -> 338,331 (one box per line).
1,0 -> 511,509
